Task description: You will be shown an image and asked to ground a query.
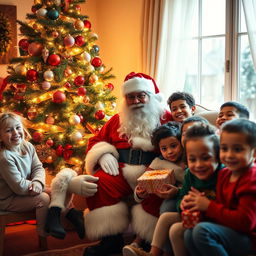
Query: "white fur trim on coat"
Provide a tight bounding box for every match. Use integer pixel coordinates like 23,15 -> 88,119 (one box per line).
84,202 -> 129,240
122,164 -> 146,190
85,141 -> 119,175
131,137 -> 154,152
49,168 -> 77,209
131,204 -> 158,243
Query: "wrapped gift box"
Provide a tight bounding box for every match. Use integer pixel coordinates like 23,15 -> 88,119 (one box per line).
137,169 -> 175,193
182,210 -> 202,228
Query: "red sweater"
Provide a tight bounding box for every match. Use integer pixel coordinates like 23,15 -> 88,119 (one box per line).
206,164 -> 256,246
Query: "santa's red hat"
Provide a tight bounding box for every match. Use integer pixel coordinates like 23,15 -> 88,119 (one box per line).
122,72 -> 163,101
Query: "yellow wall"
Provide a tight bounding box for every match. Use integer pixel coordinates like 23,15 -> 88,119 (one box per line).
0,0 -> 144,110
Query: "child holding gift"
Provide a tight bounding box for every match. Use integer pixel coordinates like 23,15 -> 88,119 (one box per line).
125,123 -> 224,256
123,121 -> 185,255
183,119 -> 256,256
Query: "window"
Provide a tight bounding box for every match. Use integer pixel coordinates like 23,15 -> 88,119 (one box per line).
184,0 -> 256,120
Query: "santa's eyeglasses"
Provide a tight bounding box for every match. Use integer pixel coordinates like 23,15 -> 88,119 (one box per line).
125,92 -> 148,102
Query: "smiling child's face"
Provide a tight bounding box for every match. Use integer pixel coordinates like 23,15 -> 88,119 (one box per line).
186,137 -> 218,180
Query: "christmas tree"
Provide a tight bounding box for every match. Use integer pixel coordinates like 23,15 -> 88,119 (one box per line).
0,0 -> 116,174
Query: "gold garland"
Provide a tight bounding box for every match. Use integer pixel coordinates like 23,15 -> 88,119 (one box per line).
0,12 -> 11,56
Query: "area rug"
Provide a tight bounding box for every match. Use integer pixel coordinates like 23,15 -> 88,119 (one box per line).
22,242 -> 98,256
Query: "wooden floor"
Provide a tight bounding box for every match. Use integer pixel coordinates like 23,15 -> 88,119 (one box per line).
4,222 -> 134,256
4,223 -> 95,256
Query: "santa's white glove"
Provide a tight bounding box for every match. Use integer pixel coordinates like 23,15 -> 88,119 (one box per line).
99,153 -> 119,176
68,175 -> 99,197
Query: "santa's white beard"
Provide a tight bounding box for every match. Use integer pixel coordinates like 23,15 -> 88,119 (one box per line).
118,95 -> 165,142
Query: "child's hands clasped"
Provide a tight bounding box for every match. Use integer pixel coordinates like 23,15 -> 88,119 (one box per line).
135,185 -> 148,199
182,187 -> 210,212
29,181 -> 43,195
155,184 -> 178,199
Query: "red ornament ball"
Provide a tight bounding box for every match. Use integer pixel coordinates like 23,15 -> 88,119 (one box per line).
77,87 -> 86,96
33,132 -> 43,143
46,138 -> 54,147
28,42 -> 43,56
47,54 -> 61,66
95,110 -> 105,120
105,83 -> 114,91
74,75 -> 85,86
83,20 -> 91,28
56,145 -> 64,156
26,69 -> 38,82
52,90 -> 66,103
64,82 -> 72,89
16,84 -> 27,92
91,57 -> 102,67
31,6 -> 37,13
64,144 -> 73,150
75,35 -> 85,46
74,5 -> 81,12
18,39 -> 29,51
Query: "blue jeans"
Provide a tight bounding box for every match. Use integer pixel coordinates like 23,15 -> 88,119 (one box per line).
160,198 -> 177,214
184,222 -> 255,256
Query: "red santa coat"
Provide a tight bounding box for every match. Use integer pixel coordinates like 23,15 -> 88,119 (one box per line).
84,111 -> 172,242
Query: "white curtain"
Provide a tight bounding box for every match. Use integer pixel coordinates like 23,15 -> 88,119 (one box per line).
242,0 -> 256,70
154,0 -> 197,101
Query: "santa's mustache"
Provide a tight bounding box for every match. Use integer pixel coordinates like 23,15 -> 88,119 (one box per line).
129,103 -> 145,109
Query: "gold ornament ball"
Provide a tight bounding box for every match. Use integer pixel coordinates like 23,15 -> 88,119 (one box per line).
83,95 -> 90,104
46,116 -> 55,125
89,74 -> 98,84
52,31 -> 59,38
64,67 -> 73,77
45,156 -> 53,164
83,51 -> 91,62
54,0 -> 61,6
27,107 -> 37,120
44,70 -> 54,81
74,20 -> 84,30
14,64 -> 27,75
71,131 -> 83,141
69,114 -> 81,125
87,64 -> 95,73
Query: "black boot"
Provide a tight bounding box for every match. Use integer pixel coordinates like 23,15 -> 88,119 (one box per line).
66,208 -> 85,239
45,207 -> 66,239
83,234 -> 124,256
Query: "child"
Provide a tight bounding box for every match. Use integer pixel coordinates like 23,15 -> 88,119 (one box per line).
123,122 -> 185,256
183,119 -> 256,256
0,112 -> 50,247
181,116 -> 209,147
167,92 -> 196,123
125,123 -> 224,256
215,101 -> 249,128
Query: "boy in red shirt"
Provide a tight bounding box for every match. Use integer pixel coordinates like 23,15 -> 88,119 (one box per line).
183,119 -> 256,256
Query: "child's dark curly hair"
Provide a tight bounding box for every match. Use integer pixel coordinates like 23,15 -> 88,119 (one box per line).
151,121 -> 182,152
184,123 -> 220,162
167,91 -> 195,108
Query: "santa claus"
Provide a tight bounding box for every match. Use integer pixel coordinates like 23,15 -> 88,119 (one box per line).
45,72 -> 172,255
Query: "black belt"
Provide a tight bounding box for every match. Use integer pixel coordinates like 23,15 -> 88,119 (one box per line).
118,149 -> 157,165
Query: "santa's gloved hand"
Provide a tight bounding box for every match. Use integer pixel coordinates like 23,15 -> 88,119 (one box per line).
99,153 -> 119,176
68,175 -> 99,197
